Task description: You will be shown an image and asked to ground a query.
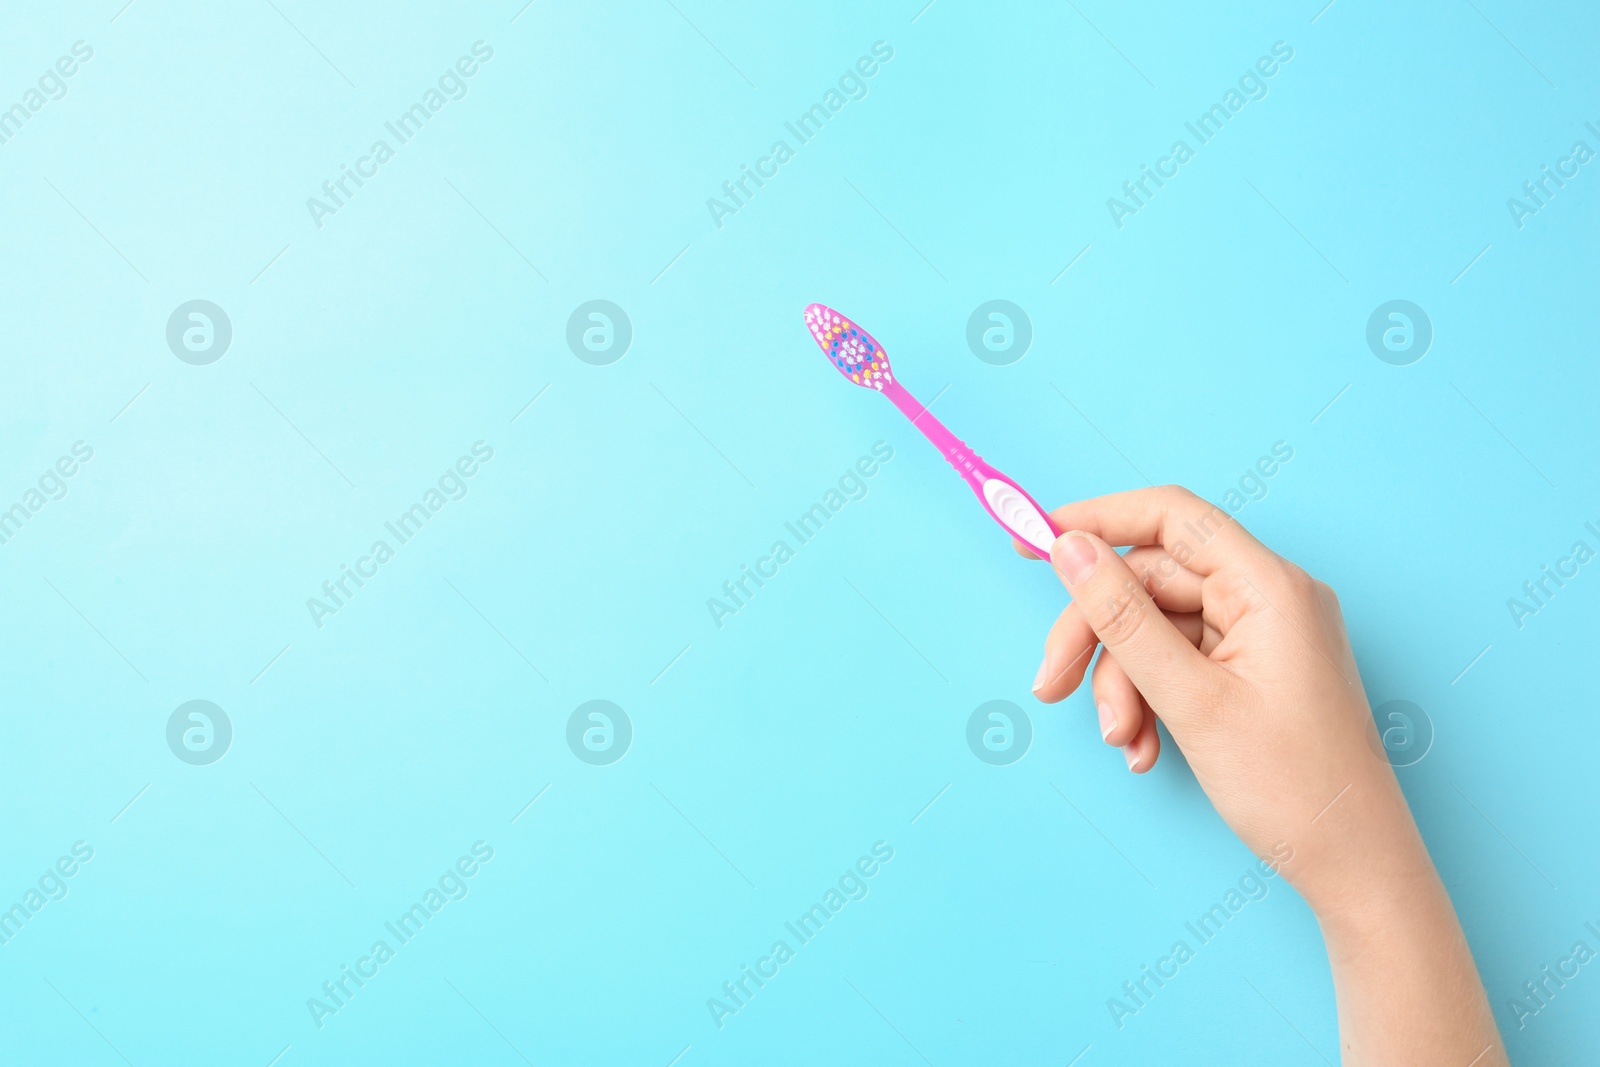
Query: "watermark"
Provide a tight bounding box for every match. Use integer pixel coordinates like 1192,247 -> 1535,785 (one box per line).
166,700 -> 232,766
0,440 -> 94,548
965,301 -> 1032,365
566,300 -> 632,365
0,41 -> 94,148
306,442 -> 494,629
1106,41 -> 1294,229
1506,520 -> 1599,630
306,41 -> 495,229
166,300 -> 232,364
305,840 -> 495,1029
0,841 -> 95,948
1118,495 -> 1238,604
1367,699 -> 1433,768
1506,123 -> 1598,230
707,840 -> 894,1029
706,41 -> 895,229
1107,842 -> 1292,1029
1365,300 -> 1432,365
1218,440 -> 1294,513
1504,920 -> 1600,1031
566,700 -> 632,765
966,700 -> 1032,765
706,441 -> 895,629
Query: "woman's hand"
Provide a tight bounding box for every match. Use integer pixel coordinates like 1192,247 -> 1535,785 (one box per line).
1018,485 -> 1506,1066
1022,483 -> 1387,908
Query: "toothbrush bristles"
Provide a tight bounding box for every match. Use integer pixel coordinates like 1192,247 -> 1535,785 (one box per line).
803,303 -> 893,391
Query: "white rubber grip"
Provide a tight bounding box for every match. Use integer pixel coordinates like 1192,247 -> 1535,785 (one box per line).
981,478 -> 1056,557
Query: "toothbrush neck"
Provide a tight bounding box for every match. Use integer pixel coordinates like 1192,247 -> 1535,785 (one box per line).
880,379 -> 932,424
881,380 -> 983,480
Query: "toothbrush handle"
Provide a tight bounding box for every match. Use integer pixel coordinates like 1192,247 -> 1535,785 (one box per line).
882,381 -> 1061,558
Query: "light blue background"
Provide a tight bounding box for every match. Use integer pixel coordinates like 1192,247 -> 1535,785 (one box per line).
1,0 -> 1596,1063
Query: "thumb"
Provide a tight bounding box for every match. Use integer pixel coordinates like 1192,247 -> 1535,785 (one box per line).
1050,531 -> 1216,719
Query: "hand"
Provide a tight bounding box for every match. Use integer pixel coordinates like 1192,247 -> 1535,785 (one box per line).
1020,484 -> 1388,908
1017,485 -> 1505,1065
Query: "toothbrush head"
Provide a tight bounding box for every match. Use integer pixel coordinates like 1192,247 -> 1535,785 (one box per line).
803,303 -> 893,391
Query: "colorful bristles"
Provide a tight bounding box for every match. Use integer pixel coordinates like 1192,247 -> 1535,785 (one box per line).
803,303 -> 893,390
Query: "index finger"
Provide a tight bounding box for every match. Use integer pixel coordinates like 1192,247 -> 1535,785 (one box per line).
1042,485 -> 1276,577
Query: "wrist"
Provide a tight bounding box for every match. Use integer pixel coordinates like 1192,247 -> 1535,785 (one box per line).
1309,852 -> 1451,949
1306,838 -> 1505,1067
1295,808 -> 1449,944
1280,773 -> 1442,929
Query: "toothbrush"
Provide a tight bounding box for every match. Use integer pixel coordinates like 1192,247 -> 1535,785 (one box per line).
803,303 -> 1061,558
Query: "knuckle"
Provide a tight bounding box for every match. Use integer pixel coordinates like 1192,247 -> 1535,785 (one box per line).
1094,579 -> 1149,645
1158,483 -> 1200,508
1265,559 -> 1314,599
1287,564 -> 1321,601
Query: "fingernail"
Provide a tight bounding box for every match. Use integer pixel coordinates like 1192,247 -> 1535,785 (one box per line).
1032,656 -> 1052,693
1096,700 -> 1115,740
1051,533 -> 1098,584
1123,745 -> 1142,772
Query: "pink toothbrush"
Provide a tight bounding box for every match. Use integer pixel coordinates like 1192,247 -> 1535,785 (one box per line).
803,303 -> 1062,558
